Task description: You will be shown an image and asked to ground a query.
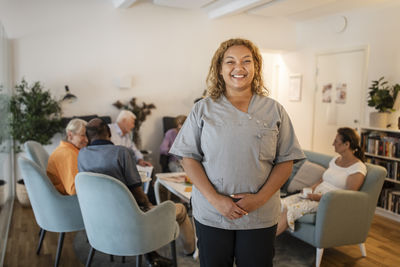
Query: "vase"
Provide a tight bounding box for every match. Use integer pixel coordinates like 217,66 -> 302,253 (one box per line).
369,112 -> 389,128
16,179 -> 31,207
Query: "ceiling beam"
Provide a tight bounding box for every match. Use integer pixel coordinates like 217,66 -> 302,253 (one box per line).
207,0 -> 274,19
111,0 -> 138,9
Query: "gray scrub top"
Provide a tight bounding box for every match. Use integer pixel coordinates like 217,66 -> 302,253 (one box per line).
170,94 -> 305,230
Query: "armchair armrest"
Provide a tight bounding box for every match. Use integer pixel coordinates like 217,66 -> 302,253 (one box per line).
142,200 -> 179,242
314,190 -> 369,248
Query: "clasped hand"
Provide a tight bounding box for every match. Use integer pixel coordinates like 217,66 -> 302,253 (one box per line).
213,193 -> 263,220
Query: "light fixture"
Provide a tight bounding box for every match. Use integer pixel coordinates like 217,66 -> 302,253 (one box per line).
62,85 -> 77,103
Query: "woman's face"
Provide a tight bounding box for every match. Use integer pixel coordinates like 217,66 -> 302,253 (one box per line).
332,134 -> 348,153
68,127 -> 88,149
220,45 -> 255,94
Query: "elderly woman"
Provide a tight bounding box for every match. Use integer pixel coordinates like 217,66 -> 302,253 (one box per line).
276,127 -> 367,235
170,38 -> 304,267
47,118 -> 88,195
160,115 -> 187,172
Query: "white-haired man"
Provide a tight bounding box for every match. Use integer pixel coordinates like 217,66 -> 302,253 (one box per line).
109,110 -> 152,167
47,118 -> 88,195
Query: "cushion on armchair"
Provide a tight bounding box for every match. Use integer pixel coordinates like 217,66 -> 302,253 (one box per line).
287,160 -> 326,193
281,159 -> 306,193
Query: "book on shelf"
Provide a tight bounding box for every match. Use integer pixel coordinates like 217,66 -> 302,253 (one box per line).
361,130 -> 400,158
367,156 -> 400,180
378,186 -> 400,214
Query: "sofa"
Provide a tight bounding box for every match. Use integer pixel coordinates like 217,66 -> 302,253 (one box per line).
280,150 -> 386,267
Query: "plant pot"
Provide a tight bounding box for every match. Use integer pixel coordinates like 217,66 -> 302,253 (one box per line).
370,112 -> 389,128
0,180 -> 6,206
16,179 -> 31,207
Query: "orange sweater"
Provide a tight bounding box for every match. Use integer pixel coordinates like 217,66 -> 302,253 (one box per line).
47,141 -> 79,195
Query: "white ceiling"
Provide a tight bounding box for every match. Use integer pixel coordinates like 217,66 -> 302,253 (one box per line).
112,0 -> 400,20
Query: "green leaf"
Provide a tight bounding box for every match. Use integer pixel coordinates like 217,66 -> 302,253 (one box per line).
9,78 -> 63,149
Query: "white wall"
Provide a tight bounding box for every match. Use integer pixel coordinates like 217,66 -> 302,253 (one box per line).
0,0 -> 297,167
2,0 -> 400,162
273,2 -> 400,150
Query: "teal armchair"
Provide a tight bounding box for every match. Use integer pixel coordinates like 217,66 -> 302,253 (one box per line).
75,172 -> 179,267
18,156 -> 85,267
24,141 -> 49,171
286,150 -> 386,267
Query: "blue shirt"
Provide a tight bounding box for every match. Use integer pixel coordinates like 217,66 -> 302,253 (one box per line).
78,140 -> 142,188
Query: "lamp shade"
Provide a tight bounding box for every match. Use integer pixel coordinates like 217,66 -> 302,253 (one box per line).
62,85 -> 77,103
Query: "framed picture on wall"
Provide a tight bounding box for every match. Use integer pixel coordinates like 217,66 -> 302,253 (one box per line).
289,74 -> 302,101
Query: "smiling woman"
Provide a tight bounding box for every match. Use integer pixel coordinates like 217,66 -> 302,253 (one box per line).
220,45 -> 255,96
169,38 -> 305,267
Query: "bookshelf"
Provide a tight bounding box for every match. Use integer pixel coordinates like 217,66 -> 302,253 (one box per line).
360,127 -> 400,222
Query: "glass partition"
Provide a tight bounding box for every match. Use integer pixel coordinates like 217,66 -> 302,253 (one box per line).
0,21 -> 14,265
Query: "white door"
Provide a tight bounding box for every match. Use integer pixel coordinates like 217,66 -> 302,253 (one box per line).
312,48 -> 368,155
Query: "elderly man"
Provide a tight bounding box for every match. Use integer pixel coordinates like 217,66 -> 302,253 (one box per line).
47,118 -> 88,195
78,118 -> 195,266
109,110 -> 152,167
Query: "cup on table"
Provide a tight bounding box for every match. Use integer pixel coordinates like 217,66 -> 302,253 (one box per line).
302,187 -> 312,198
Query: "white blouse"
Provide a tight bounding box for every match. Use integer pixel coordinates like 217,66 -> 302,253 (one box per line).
315,156 -> 367,194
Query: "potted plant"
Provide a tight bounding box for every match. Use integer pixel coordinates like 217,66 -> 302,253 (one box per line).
112,97 -> 156,148
368,77 -> 400,128
10,79 -> 63,206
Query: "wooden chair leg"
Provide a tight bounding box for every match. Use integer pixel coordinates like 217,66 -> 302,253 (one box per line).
86,246 -> 95,267
54,232 -> 65,267
316,248 -> 324,267
359,243 -> 367,257
136,255 -> 142,267
171,240 -> 177,267
36,229 -> 46,254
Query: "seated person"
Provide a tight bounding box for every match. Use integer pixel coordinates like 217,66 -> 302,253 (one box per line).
47,119 -> 88,195
78,118 -> 195,265
109,110 -> 152,167
276,127 -> 367,235
160,115 -> 187,172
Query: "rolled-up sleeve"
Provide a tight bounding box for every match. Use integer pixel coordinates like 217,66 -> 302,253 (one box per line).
275,105 -> 305,164
169,104 -> 203,162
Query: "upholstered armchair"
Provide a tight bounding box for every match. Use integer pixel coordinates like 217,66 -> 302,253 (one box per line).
285,150 -> 386,267
75,172 -> 179,267
159,116 -> 176,172
24,141 -> 49,171
18,156 -> 85,267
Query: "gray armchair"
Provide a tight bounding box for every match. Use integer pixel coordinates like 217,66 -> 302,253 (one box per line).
286,150 -> 386,267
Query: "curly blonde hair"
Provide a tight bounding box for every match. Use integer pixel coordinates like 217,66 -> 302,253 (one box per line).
206,38 -> 268,101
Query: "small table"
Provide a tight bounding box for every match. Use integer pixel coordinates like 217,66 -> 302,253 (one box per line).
154,172 -> 192,204
154,172 -> 198,259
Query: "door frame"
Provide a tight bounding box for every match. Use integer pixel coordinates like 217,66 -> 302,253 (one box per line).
311,45 -> 370,150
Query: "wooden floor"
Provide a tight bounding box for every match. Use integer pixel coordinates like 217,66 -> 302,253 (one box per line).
3,201 -> 400,267
4,202 -> 82,267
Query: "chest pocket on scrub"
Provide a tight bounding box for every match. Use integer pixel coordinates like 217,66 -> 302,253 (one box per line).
258,127 -> 278,161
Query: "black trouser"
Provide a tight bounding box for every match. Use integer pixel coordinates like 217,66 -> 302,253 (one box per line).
194,219 -> 277,267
